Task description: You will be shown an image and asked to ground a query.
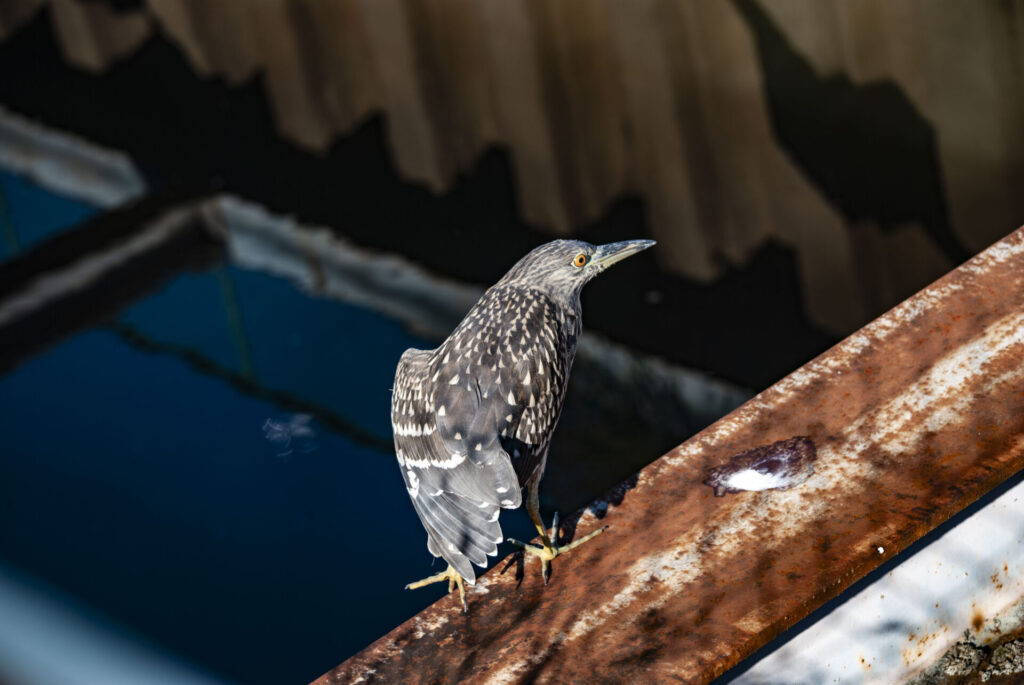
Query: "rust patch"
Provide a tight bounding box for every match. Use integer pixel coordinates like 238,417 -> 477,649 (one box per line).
315,226 -> 1024,684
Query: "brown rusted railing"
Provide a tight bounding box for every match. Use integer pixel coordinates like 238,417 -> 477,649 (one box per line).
316,225 -> 1024,684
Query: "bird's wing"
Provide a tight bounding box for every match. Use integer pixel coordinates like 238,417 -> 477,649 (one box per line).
393,348 -> 513,581
429,287 -> 570,502
392,289 -> 571,580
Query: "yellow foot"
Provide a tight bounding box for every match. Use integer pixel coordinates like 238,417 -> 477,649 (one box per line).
507,512 -> 608,584
405,563 -> 468,613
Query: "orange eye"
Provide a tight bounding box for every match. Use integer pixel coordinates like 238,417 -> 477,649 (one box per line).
572,253 -> 588,268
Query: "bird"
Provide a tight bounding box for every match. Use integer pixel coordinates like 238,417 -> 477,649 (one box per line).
392,238 -> 655,611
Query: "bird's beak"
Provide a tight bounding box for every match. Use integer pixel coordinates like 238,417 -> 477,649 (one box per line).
591,239 -> 656,271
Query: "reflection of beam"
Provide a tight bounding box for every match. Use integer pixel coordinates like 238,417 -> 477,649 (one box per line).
0,104 -> 146,208
213,265 -> 255,381
211,195 -> 479,341
106,321 -> 393,454
318,225 -> 1024,684
0,193 -> 223,375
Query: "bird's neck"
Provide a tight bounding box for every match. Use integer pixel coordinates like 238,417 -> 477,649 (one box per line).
515,286 -> 582,346
503,283 -> 582,317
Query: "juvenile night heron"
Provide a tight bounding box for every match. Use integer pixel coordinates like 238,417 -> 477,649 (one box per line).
392,238 -> 655,611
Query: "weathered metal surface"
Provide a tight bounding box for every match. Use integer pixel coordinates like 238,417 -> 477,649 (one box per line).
734,473 -> 1024,684
316,225 -> 1024,684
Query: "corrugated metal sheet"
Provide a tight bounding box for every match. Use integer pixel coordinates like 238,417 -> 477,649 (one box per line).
316,224 -> 1024,684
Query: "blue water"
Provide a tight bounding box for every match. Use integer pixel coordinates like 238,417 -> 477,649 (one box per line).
118,269 -> 242,373
0,170 -> 98,258
0,175 -> 537,683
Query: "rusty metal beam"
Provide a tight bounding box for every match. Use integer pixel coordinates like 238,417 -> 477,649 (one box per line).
316,226 -> 1024,685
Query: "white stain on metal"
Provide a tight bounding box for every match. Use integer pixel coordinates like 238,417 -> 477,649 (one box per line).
722,468 -> 800,492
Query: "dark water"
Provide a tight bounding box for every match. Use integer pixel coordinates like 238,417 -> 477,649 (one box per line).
0,170 -> 97,256
0,172 -> 538,683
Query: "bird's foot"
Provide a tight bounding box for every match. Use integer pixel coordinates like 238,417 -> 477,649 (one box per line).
405,563 -> 468,613
507,512 -> 608,584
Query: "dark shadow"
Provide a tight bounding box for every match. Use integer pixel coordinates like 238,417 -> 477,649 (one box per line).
80,0 -> 144,10
543,472 -> 640,583
732,0 -> 971,266
499,549 -> 526,588
585,472 -> 640,521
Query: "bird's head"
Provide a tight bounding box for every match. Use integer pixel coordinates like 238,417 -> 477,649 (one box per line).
499,239 -> 656,307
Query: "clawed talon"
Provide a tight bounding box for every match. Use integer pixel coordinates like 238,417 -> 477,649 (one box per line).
508,510 -> 608,584
405,563 -> 468,612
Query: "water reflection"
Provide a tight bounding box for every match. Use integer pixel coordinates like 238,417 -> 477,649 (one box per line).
0,170 -> 98,260
263,414 -> 318,459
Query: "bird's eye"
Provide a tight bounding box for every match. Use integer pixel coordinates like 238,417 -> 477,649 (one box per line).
572,253 -> 588,268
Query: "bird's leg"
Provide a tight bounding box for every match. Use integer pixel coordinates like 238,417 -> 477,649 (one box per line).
405,564 -> 468,613
507,482 -> 607,584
